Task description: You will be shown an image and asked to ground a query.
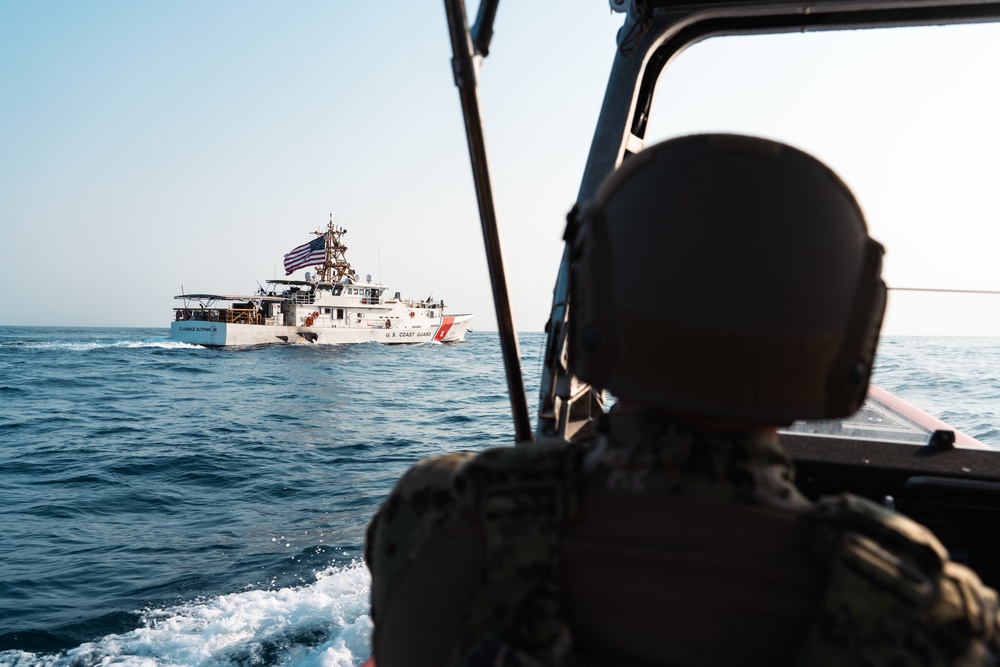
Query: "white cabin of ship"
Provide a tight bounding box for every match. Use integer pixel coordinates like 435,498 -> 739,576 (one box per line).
246,276 -> 447,329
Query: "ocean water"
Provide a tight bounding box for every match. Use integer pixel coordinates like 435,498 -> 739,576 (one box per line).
0,328 -> 998,667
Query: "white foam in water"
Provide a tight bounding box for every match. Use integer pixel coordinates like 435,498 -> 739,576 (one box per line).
122,340 -> 203,350
1,562 -> 372,667
17,339 -> 202,351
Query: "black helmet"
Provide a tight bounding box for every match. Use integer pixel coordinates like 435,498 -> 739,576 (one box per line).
570,134 -> 886,423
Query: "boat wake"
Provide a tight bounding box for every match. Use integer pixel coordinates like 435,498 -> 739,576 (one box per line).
5,339 -> 200,352
0,562 -> 372,667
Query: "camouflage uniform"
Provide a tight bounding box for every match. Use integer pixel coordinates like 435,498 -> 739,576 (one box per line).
367,411 -> 1000,666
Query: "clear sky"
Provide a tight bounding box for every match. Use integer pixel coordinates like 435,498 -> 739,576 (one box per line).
2,2 -> 999,335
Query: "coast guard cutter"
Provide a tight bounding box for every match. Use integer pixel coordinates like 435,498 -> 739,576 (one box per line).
170,221 -> 473,347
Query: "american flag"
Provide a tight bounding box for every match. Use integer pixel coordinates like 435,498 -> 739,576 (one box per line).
283,236 -> 326,275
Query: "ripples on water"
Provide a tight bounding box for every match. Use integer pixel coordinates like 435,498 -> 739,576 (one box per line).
0,328 -> 996,666
872,337 -> 1000,444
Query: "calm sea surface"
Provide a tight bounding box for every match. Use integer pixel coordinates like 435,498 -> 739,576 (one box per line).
1,328 -> 998,666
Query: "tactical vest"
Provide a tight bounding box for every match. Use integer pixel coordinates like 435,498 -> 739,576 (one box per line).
438,439 -> 1000,667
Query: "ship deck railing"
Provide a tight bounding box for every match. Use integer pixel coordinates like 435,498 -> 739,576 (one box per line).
174,308 -> 264,325
400,300 -> 444,309
286,292 -> 315,305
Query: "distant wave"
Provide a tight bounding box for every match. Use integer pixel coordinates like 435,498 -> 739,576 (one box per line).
3,340 -> 201,352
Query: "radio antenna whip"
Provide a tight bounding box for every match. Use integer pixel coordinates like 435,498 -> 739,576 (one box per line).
443,0 -> 533,443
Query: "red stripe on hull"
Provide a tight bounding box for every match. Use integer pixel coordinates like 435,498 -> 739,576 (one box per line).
434,317 -> 455,341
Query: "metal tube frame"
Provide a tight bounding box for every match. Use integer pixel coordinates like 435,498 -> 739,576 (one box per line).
538,0 -> 1000,441
443,0 -> 534,443
443,0 -> 1000,443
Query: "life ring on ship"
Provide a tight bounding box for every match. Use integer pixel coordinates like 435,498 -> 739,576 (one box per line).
312,311 -> 320,319
409,311 -> 415,318
361,298 -> 367,304
305,316 -> 314,327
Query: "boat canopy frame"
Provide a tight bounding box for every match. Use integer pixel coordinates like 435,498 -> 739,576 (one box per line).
446,0 -> 1000,442
536,0 -> 1000,442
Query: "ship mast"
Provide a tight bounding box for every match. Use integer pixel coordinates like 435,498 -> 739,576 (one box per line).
314,215 -> 354,284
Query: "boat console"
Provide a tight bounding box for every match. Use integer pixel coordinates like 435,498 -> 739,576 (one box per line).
783,432 -> 1000,587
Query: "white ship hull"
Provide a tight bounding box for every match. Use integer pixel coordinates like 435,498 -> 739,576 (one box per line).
170,313 -> 472,347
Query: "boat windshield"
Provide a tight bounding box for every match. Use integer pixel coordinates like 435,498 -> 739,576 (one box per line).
642,24 -> 1000,447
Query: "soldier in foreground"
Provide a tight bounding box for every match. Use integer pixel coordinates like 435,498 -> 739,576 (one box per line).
366,134 -> 1000,666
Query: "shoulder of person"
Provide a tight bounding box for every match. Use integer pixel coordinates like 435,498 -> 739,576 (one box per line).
800,492 -> 1000,666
